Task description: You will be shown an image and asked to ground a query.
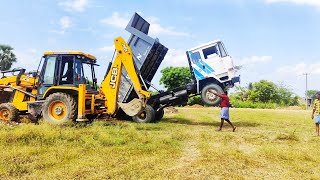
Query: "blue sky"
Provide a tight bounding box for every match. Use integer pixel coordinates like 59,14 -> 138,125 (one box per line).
1,0 -> 319,96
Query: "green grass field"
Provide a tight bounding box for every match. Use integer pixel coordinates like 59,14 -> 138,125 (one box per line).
0,108 -> 319,179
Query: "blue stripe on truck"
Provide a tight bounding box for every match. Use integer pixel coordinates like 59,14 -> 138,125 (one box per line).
193,68 -> 205,80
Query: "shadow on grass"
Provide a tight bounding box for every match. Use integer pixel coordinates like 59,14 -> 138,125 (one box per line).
162,117 -> 261,127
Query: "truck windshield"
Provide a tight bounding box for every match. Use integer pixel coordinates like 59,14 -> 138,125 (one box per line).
190,51 -> 201,64
218,42 -> 228,57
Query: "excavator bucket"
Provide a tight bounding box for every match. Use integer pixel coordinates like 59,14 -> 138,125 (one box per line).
118,12 -> 168,103
118,98 -> 144,116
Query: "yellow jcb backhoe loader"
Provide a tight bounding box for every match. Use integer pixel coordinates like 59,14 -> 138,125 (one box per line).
0,37 -> 152,124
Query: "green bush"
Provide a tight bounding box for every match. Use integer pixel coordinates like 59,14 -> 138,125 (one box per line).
187,95 -> 204,106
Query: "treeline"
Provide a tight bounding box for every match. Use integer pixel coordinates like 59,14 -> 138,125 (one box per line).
228,80 -> 299,109
159,67 -> 318,109
186,80 -> 300,109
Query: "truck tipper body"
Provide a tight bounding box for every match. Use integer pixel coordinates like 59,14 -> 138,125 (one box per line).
119,13 -> 239,122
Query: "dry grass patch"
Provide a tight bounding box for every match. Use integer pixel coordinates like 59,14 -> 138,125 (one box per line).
0,108 -> 319,179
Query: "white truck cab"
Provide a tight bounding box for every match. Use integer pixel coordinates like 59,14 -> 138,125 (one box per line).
186,40 -> 240,105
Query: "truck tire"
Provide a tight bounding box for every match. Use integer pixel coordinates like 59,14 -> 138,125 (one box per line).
201,84 -> 223,106
154,108 -> 164,123
0,103 -> 19,122
42,93 -> 77,124
132,105 -> 155,123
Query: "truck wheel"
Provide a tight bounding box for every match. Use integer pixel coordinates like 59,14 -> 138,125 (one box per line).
42,93 -> 77,124
154,108 -> 164,123
0,103 -> 19,122
132,105 -> 155,123
201,84 -> 223,106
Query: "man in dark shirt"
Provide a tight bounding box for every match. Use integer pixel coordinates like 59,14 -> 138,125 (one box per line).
208,90 -> 236,132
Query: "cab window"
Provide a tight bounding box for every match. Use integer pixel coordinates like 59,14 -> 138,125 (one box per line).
202,45 -> 219,59
60,56 -> 74,85
74,59 -> 84,85
43,56 -> 57,84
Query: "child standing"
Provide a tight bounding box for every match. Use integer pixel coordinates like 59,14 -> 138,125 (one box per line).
312,92 -> 320,136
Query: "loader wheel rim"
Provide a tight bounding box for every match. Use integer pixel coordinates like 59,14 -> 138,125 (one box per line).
138,112 -> 146,119
48,101 -> 67,121
0,109 -> 10,121
206,89 -> 218,102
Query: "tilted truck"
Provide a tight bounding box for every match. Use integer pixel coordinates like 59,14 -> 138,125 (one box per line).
121,13 -> 240,123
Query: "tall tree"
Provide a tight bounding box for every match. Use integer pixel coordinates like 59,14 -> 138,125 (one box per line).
0,44 -> 17,71
160,66 -> 192,90
248,80 -> 278,103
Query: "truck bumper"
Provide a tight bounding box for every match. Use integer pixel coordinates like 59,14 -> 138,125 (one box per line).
231,76 -> 240,84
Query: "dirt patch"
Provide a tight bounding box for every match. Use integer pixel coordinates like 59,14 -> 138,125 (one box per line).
184,104 -> 204,108
164,107 -> 178,114
285,106 -> 303,110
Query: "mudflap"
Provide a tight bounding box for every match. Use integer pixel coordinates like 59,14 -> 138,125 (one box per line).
118,98 -> 144,117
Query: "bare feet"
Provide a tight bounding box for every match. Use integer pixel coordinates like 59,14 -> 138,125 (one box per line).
216,128 -> 222,131
233,126 -> 237,132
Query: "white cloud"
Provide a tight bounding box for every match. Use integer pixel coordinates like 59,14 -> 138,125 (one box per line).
100,12 -> 129,29
59,0 -> 89,12
98,45 -> 115,52
276,62 -> 320,76
161,49 -> 189,67
50,16 -> 73,35
147,17 -> 190,37
100,12 -> 190,37
13,49 -> 39,71
237,55 -> 272,66
265,0 -> 320,7
60,16 -> 72,29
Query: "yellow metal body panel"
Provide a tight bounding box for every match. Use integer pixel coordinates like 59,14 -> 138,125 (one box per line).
12,91 -> 28,110
100,37 -> 151,115
0,74 -> 37,86
0,74 -> 38,111
44,51 -> 96,61
77,84 -> 86,119
43,86 -> 79,98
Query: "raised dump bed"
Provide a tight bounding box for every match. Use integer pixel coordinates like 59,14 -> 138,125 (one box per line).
118,13 -> 168,103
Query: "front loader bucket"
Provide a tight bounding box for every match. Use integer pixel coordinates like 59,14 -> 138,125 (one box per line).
118,13 -> 168,103
118,98 -> 144,117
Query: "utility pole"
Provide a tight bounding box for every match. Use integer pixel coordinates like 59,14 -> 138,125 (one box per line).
303,73 -> 309,110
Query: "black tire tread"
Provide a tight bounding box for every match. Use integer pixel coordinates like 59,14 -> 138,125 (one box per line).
154,108 -> 164,123
42,93 -> 77,124
0,103 -> 19,122
201,84 -> 224,106
132,105 -> 155,123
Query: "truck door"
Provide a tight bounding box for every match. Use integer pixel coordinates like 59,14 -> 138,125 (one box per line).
201,44 -> 226,76
188,50 -> 214,81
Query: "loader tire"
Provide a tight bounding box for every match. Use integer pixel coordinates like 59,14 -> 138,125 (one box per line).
132,105 -> 155,123
154,108 -> 164,123
201,84 -> 224,106
0,103 -> 19,122
42,93 -> 77,125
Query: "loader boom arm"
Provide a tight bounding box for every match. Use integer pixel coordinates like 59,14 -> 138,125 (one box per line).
100,37 -> 150,115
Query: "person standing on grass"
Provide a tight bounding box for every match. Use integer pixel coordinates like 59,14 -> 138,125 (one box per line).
311,91 -> 320,136
208,90 -> 236,132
